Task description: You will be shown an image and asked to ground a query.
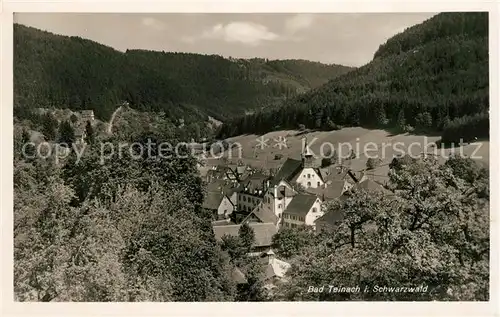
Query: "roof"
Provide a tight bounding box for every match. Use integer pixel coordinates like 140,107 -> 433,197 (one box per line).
231,267 -> 247,284
211,219 -> 236,226
315,209 -> 345,227
243,203 -> 279,225
275,183 -> 297,198
283,194 -> 319,217
306,180 -> 346,201
236,165 -> 246,175
262,258 -> 291,280
352,178 -> 390,194
270,158 -> 303,186
202,191 -> 224,210
236,172 -> 269,193
213,222 -> 278,248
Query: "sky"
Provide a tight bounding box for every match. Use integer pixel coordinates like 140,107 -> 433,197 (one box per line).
14,13 -> 436,67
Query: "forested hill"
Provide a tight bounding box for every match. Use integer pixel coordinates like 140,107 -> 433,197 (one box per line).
218,12 -> 489,143
13,23 -> 352,122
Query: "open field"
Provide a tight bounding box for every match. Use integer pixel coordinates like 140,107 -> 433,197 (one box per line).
201,127 -> 489,178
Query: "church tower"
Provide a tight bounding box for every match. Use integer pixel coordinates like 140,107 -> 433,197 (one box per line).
301,137 -> 315,168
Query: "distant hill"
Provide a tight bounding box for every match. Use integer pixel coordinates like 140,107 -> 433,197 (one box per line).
13,24 -> 352,123
218,12 -> 489,143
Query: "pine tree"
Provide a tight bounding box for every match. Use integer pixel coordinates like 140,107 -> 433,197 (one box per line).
397,109 -> 406,131
238,223 -> 255,253
85,121 -> 95,144
41,113 -> 58,141
58,121 -> 75,146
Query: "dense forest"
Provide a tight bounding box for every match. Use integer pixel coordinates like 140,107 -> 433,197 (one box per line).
13,24 -> 352,123
217,13 -> 489,144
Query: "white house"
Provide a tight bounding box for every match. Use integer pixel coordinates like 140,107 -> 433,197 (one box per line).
281,194 -> 324,230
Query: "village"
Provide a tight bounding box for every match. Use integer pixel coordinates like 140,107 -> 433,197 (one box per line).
201,138 -> 391,291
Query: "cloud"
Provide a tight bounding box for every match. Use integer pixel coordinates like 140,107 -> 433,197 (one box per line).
141,17 -> 166,31
182,22 -> 279,46
284,14 -> 315,34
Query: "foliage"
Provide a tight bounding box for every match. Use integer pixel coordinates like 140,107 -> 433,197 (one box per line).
272,227 -> 318,259
58,120 -> 75,146
441,112 -> 489,144
238,223 -> 255,253
84,121 -> 95,144
14,130 -> 236,301
273,156 -> 489,301
14,23 -> 351,122
366,157 -> 382,170
41,112 -> 58,141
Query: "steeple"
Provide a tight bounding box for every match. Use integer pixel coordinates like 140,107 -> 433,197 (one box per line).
301,137 -> 314,168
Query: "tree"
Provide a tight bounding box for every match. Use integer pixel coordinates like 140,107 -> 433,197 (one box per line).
397,109 -> 406,131
238,223 -> 255,253
366,157 -> 382,170
272,227 -> 317,259
85,121 -> 95,144
415,111 -> 433,130
58,120 -> 75,146
273,157 -> 489,301
70,114 -> 78,124
41,113 -> 58,141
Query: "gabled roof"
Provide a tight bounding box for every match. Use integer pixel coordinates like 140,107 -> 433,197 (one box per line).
305,180 -> 346,201
283,194 -> 319,217
231,267 -> 247,284
243,203 -> 279,225
213,222 -> 278,247
352,178 -> 390,194
202,191 -> 225,210
315,208 -> 345,227
275,183 -> 297,199
270,158 -> 303,186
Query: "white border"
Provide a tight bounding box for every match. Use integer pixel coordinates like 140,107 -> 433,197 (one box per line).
1,1 -> 499,316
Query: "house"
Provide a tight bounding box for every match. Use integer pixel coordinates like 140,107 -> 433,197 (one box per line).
270,138 -> 325,190
212,222 -> 278,255
259,250 -> 291,290
80,110 -> 95,122
281,194 -> 323,230
206,180 -> 239,206
315,196 -> 348,234
305,180 -> 351,202
202,191 -> 235,220
315,178 -> 391,234
235,172 -> 270,214
261,179 -> 297,220
241,201 -> 280,228
74,124 -> 86,144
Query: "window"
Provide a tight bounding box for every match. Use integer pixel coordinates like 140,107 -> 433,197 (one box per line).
317,182 -> 320,187
307,174 -> 311,179
312,207 -> 317,213
307,182 -> 311,187
243,196 -> 246,202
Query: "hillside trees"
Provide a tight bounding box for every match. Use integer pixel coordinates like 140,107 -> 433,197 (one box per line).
14,130 -> 236,301
274,156 -> 489,301
217,13 -> 489,140
14,23 -> 351,123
